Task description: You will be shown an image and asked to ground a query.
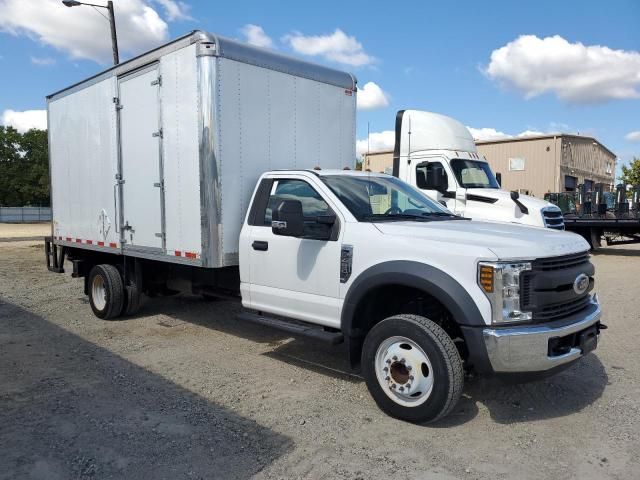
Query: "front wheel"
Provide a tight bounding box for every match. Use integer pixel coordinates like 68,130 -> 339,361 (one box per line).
361,314 -> 464,423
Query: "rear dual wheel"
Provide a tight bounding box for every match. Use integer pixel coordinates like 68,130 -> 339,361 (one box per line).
88,264 -> 124,320
362,314 -> 464,423
88,264 -> 142,319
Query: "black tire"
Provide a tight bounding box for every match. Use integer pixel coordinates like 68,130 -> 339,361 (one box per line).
361,314 -> 464,423
122,283 -> 143,316
88,264 -> 125,320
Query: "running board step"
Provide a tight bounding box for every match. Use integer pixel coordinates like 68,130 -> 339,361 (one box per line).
237,312 -> 344,345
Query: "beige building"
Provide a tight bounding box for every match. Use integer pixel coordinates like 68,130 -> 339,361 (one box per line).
362,150 -> 394,174
361,134 -> 616,197
476,135 -> 616,196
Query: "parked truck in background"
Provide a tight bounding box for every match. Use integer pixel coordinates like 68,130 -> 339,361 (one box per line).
45,31 -> 604,423
545,184 -> 640,249
390,110 -> 566,231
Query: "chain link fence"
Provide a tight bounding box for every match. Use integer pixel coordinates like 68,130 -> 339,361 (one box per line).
0,207 -> 52,223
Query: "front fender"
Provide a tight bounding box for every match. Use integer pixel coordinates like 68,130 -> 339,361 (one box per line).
341,260 -> 485,334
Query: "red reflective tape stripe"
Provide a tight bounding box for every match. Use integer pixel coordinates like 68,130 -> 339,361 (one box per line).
97,241 -> 105,246
185,252 -> 196,259
66,237 -> 72,242
75,238 -> 82,243
174,251 -> 182,257
86,240 -> 93,245
109,242 -> 117,248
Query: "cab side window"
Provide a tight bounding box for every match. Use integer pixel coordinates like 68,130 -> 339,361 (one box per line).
416,162 -> 448,190
263,179 -> 333,237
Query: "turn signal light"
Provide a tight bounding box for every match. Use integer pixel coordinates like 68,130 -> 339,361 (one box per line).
479,265 -> 494,293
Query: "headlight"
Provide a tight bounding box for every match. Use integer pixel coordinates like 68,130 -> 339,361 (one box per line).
478,262 -> 532,324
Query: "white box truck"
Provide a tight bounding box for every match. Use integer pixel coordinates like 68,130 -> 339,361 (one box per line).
391,110 -> 566,230
45,31 -> 604,423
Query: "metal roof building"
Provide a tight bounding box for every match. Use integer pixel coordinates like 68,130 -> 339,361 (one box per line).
475,134 -> 616,196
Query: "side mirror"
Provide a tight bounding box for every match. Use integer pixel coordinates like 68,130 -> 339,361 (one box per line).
432,166 -> 448,192
510,190 -> 519,201
496,172 -> 502,186
272,199 -> 304,237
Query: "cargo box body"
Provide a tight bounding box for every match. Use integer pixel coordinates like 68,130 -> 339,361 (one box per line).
48,31 -> 357,268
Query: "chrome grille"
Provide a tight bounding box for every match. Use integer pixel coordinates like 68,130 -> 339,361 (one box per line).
542,207 -> 565,230
521,250 -> 593,322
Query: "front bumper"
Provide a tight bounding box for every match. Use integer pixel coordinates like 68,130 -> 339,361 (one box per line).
481,296 -> 602,373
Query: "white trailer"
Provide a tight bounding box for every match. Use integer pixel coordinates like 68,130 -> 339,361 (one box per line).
47,30 -> 356,269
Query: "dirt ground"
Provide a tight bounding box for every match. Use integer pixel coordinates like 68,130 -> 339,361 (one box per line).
1,228 -> 639,479
0,222 -> 50,241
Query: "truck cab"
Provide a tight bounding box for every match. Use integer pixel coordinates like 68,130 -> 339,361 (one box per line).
239,169 -> 602,423
393,110 -> 565,230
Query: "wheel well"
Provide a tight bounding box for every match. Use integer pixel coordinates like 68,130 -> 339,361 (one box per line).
348,284 -> 468,369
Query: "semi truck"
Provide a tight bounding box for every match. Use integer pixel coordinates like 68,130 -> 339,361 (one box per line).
45,31 -> 604,423
384,110 -> 566,230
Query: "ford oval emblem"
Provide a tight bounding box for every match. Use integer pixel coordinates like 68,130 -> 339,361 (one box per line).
573,273 -> 589,295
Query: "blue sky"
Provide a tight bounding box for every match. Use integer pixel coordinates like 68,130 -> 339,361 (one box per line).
0,0 -> 638,178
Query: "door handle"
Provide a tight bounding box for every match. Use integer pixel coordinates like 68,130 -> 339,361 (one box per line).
252,240 -> 268,251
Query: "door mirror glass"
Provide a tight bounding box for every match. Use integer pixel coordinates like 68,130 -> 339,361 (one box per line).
272,199 -> 304,237
428,165 -> 448,192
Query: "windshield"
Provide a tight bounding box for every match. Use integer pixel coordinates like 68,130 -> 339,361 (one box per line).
450,159 -> 500,189
321,175 -> 455,222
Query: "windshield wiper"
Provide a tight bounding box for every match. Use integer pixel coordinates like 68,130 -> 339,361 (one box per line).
362,213 -> 430,222
419,212 -> 468,220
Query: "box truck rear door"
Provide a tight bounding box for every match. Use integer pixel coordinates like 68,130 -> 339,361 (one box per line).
118,64 -> 164,252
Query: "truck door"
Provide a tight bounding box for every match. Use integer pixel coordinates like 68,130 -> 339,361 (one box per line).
117,64 -> 164,251
247,177 -> 342,327
414,160 -> 458,212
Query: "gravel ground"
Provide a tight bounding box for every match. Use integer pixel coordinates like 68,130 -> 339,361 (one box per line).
1,234 -> 639,479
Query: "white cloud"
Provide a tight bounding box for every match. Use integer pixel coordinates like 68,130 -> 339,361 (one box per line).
467,126 -> 558,141
152,0 -> 192,21
240,24 -> 274,49
0,0 -> 170,64
357,82 -> 389,110
283,29 -> 374,67
356,130 -> 395,157
485,35 -> 640,103
625,131 -> 640,142
1,109 -> 47,132
517,130 -> 546,138
466,127 -> 510,141
30,56 -> 56,66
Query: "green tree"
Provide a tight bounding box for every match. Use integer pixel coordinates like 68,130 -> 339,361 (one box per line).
0,126 -> 49,206
620,157 -> 640,187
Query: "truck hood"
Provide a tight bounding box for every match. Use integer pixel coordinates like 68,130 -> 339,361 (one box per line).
374,219 -> 588,260
466,188 -> 557,211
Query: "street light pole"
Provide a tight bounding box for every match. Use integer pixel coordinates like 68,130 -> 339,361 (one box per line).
62,0 -> 119,65
106,1 -> 119,65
